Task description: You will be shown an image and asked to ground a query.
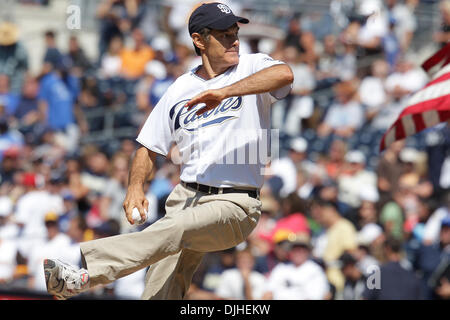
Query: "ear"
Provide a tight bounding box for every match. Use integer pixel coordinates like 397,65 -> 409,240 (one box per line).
192,33 -> 206,52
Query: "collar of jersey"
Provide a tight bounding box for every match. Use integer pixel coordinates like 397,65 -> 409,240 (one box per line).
190,64 -> 236,83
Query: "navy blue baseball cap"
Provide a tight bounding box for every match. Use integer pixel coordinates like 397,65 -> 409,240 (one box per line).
188,2 -> 249,35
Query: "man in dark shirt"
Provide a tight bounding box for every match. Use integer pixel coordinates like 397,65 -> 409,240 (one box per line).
363,237 -> 423,300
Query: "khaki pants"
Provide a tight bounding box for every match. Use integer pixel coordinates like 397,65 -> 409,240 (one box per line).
80,183 -> 261,299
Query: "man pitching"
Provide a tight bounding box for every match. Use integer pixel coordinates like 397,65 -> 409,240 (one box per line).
44,2 -> 293,300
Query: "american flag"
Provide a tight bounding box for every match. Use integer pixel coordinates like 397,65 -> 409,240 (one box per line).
379,43 -> 450,151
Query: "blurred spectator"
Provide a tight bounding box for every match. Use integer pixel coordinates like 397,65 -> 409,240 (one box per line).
423,192 -> 450,245
65,35 -> 93,77
356,186 -> 383,247
0,146 -> 21,196
337,150 -> 377,216
376,140 -> 405,206
96,0 -> 143,57
284,14 -> 304,51
15,172 -> 64,259
416,215 -> 450,299
363,237 -> 423,299
215,248 -> 266,300
0,73 -> 20,117
99,152 -> 130,227
119,28 -> 154,79
269,137 -> 309,197
317,80 -> 364,138
316,34 -> 357,87
354,0 -> 388,55
311,199 -> 357,292
381,16 -> 401,71
201,247 -> 236,293
263,234 -> 329,300
320,138 -> 348,180
339,252 -> 366,300
12,75 -> 40,138
58,191 -> 79,234
0,234 -> 17,287
99,36 -> 124,79
281,46 -> 315,137
0,22 -> 28,94
385,58 -> 428,96
385,0 -> 417,53
359,59 -> 389,119
0,196 -> 19,241
433,0 -> 450,47
135,59 -> 168,113
42,30 -> 63,70
38,58 -> 82,153
0,117 -> 24,164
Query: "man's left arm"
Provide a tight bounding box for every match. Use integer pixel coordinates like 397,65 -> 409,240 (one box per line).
185,64 -> 294,115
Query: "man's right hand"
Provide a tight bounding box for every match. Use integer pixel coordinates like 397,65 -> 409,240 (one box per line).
123,185 -> 149,225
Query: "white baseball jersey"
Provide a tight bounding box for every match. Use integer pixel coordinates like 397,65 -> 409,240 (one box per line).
137,53 -> 291,188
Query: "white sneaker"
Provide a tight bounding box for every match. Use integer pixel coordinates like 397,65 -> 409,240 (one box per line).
44,259 -> 90,300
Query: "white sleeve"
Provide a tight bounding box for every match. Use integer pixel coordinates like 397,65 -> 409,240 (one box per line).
251,53 -> 292,101
136,91 -> 173,156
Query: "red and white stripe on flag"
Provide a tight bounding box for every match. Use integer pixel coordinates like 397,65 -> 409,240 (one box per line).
379,43 -> 450,151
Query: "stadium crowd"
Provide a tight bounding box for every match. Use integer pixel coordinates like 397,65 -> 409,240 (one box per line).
0,0 -> 449,300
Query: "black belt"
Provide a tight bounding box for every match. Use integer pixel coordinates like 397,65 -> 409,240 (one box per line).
181,181 -> 259,199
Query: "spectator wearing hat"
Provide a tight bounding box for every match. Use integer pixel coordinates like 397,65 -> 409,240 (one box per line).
0,22 -> 29,94
363,237 -> 423,300
215,248 -> 266,300
310,199 -> 357,292
337,150 -> 377,218
416,215 -> 450,299
339,252 -> 367,300
263,233 -> 329,300
317,80 -> 364,139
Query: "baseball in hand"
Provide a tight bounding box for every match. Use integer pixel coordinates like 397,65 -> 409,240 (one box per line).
132,207 -> 148,225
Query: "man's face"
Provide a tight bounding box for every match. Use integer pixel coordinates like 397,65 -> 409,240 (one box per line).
441,226 -> 450,246
289,246 -> 310,266
204,25 -> 240,68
